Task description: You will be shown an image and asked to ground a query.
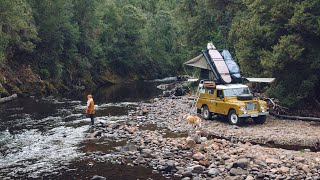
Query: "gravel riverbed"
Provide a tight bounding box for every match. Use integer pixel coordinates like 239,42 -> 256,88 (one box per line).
85,96 -> 320,180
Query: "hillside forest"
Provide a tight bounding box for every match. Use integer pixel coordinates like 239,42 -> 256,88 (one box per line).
0,0 -> 320,108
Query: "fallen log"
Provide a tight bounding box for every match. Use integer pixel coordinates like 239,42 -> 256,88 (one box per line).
270,112 -> 320,122
0,94 -> 18,104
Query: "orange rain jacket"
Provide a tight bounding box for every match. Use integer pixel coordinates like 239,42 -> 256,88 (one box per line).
86,98 -> 95,114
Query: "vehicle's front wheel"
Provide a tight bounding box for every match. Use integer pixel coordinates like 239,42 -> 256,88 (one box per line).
228,109 -> 242,125
202,105 -> 212,120
253,115 -> 267,124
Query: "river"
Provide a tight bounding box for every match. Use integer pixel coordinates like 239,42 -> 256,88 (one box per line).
0,80 -> 174,180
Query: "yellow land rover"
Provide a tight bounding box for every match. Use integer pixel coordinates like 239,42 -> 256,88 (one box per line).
196,81 -> 269,125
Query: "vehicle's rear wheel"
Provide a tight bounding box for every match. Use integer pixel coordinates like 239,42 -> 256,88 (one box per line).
228,109 -> 242,125
201,105 -> 212,120
253,115 -> 267,124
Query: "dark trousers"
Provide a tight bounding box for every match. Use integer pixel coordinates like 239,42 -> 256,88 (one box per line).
89,114 -> 94,125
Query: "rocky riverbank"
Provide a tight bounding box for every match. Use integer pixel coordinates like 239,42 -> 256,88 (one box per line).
84,96 -> 320,180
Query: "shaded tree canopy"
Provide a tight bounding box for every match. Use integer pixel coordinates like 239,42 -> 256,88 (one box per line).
0,0 -> 319,107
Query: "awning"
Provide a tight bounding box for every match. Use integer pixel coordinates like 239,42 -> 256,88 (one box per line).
184,54 -> 210,70
246,78 -> 275,83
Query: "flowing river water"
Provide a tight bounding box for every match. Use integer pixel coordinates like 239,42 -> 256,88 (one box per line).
0,80 -> 175,180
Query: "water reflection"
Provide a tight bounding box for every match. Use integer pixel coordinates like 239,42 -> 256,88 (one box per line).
64,81 -> 163,103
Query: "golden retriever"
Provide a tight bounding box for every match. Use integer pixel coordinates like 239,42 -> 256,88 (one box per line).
183,114 -> 202,129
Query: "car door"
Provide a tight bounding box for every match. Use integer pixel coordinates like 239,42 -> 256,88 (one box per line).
215,90 -> 226,115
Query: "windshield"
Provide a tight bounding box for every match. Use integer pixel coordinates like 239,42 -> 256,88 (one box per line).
223,88 -> 250,97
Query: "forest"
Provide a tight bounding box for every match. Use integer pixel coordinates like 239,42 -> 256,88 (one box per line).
0,0 -> 319,108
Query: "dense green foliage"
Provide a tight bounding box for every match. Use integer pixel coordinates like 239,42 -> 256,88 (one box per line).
0,0 -> 319,107
229,0 -> 320,107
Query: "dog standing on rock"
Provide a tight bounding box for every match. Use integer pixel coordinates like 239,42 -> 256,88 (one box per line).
175,114 -> 202,130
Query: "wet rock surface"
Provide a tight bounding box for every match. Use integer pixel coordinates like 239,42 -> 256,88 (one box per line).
72,96 -> 320,179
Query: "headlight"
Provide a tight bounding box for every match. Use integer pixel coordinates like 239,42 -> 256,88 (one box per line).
240,106 -> 247,114
261,104 -> 265,112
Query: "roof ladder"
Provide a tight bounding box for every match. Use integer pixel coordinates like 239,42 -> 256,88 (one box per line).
190,84 -> 203,115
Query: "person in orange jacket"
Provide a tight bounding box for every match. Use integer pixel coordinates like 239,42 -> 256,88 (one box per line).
86,94 -> 95,125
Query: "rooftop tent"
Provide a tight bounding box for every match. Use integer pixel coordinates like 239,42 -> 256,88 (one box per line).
183,54 -> 210,70
183,53 -> 218,81
184,43 -> 243,84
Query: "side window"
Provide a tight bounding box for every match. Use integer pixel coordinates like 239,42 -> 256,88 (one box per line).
217,90 -> 224,99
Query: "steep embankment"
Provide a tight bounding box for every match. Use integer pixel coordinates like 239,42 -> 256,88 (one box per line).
0,63 -> 166,99
0,64 -> 55,97
0,64 -> 111,98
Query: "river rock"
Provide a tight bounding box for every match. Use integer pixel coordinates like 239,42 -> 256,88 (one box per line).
192,131 -> 202,143
225,175 -> 241,180
295,157 -> 305,163
192,152 -> 205,161
124,125 -> 137,134
207,168 -> 220,176
163,91 -> 171,97
265,158 -> 280,164
191,165 -> 204,174
181,171 -> 192,177
141,149 -> 153,158
234,158 -> 249,169
212,177 -> 224,180
245,175 -> 254,180
163,160 -> 177,172
302,165 -> 310,173
279,166 -> 289,174
91,175 -> 106,180
229,168 -> 248,176
199,159 -> 210,167
186,137 -> 196,148
89,131 -> 102,138
200,137 -> 208,142
181,177 -> 191,180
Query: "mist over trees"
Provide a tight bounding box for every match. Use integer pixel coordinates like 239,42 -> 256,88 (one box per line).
0,0 -> 319,107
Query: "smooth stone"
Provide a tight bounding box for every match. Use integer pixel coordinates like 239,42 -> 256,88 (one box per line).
200,137 -> 208,142
91,175 -> 106,180
245,175 -> 254,180
181,171 -> 193,178
265,158 -> 280,164
192,152 -> 205,161
295,157 -> 305,163
191,165 -> 205,174
181,177 -> 191,180
141,149 -> 153,158
163,160 -> 177,172
229,168 -> 248,176
207,168 -> 220,176
199,159 -> 210,167
302,165 -> 311,173
235,158 -> 249,169
186,137 -> 196,148
279,166 -> 289,174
